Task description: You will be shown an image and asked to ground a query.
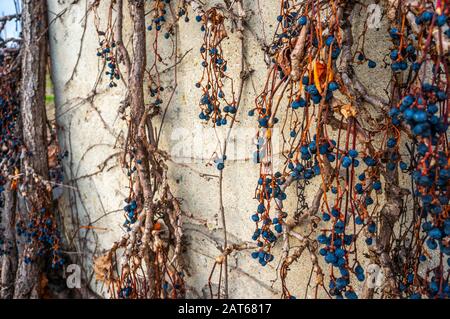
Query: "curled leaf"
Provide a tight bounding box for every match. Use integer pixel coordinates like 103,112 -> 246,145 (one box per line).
313,60 -> 327,94
277,46 -> 291,77
93,254 -> 117,286
334,103 -> 357,119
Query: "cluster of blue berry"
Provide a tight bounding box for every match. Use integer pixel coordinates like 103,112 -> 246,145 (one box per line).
0,50 -> 21,260
386,3 -> 449,299
101,0 -> 187,299
96,39 -> 119,88
390,90 -> 449,297
177,3 -> 190,23
250,173 -> 288,266
195,9 -> 237,129
121,150 -> 139,230
355,52 -> 377,69
123,198 -> 137,230
146,1 -> 194,113
249,0 -> 404,299
146,0 -> 170,36
315,148 -> 382,300
16,207 -> 64,268
389,29 -> 417,72
0,44 -> 65,270
145,0 -> 175,115
118,279 -> 133,299
162,278 -> 183,298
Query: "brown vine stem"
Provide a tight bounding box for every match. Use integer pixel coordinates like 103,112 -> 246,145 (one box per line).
127,0 -> 156,298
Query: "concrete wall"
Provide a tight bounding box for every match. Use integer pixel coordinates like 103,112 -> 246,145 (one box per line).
47,0 -> 393,298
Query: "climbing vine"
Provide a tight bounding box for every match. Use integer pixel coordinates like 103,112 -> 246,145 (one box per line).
38,0 -> 450,300
92,0 -> 186,299
0,1 -> 71,298
248,0 -> 449,299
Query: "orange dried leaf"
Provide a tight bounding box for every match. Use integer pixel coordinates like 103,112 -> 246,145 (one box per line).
277,47 -> 291,77
153,222 -> 162,231
48,145 -> 59,169
339,104 -> 357,119
313,60 -> 327,94
93,254 -> 117,285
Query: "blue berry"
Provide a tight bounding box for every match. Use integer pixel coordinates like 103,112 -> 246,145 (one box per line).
426,238 -> 437,250
325,252 -> 337,264
274,224 -> 282,233
328,81 -> 339,91
317,234 -> 329,244
348,149 -> 358,158
373,180 -> 382,191
389,28 -> 400,39
331,208 -> 340,218
387,137 -> 397,148
421,11 -> 433,22
390,49 -> 398,60
335,248 -> 345,258
257,203 -> 265,214
428,228 -> 442,239
298,16 -> 308,25
409,293 -> 422,299
413,110 -> 427,122
436,14 -> 447,27
368,222 -> 376,233
342,156 -> 352,168
345,291 -> 358,299
302,75 -> 309,85
291,98 -> 306,109
334,220 -> 345,234
325,36 -> 335,46
399,161 -> 408,170
355,216 -> 363,225
363,157 -> 376,166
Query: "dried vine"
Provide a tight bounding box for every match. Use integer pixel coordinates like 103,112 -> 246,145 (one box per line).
93,0 -> 186,299
248,0 -> 449,299
53,0 -> 450,300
